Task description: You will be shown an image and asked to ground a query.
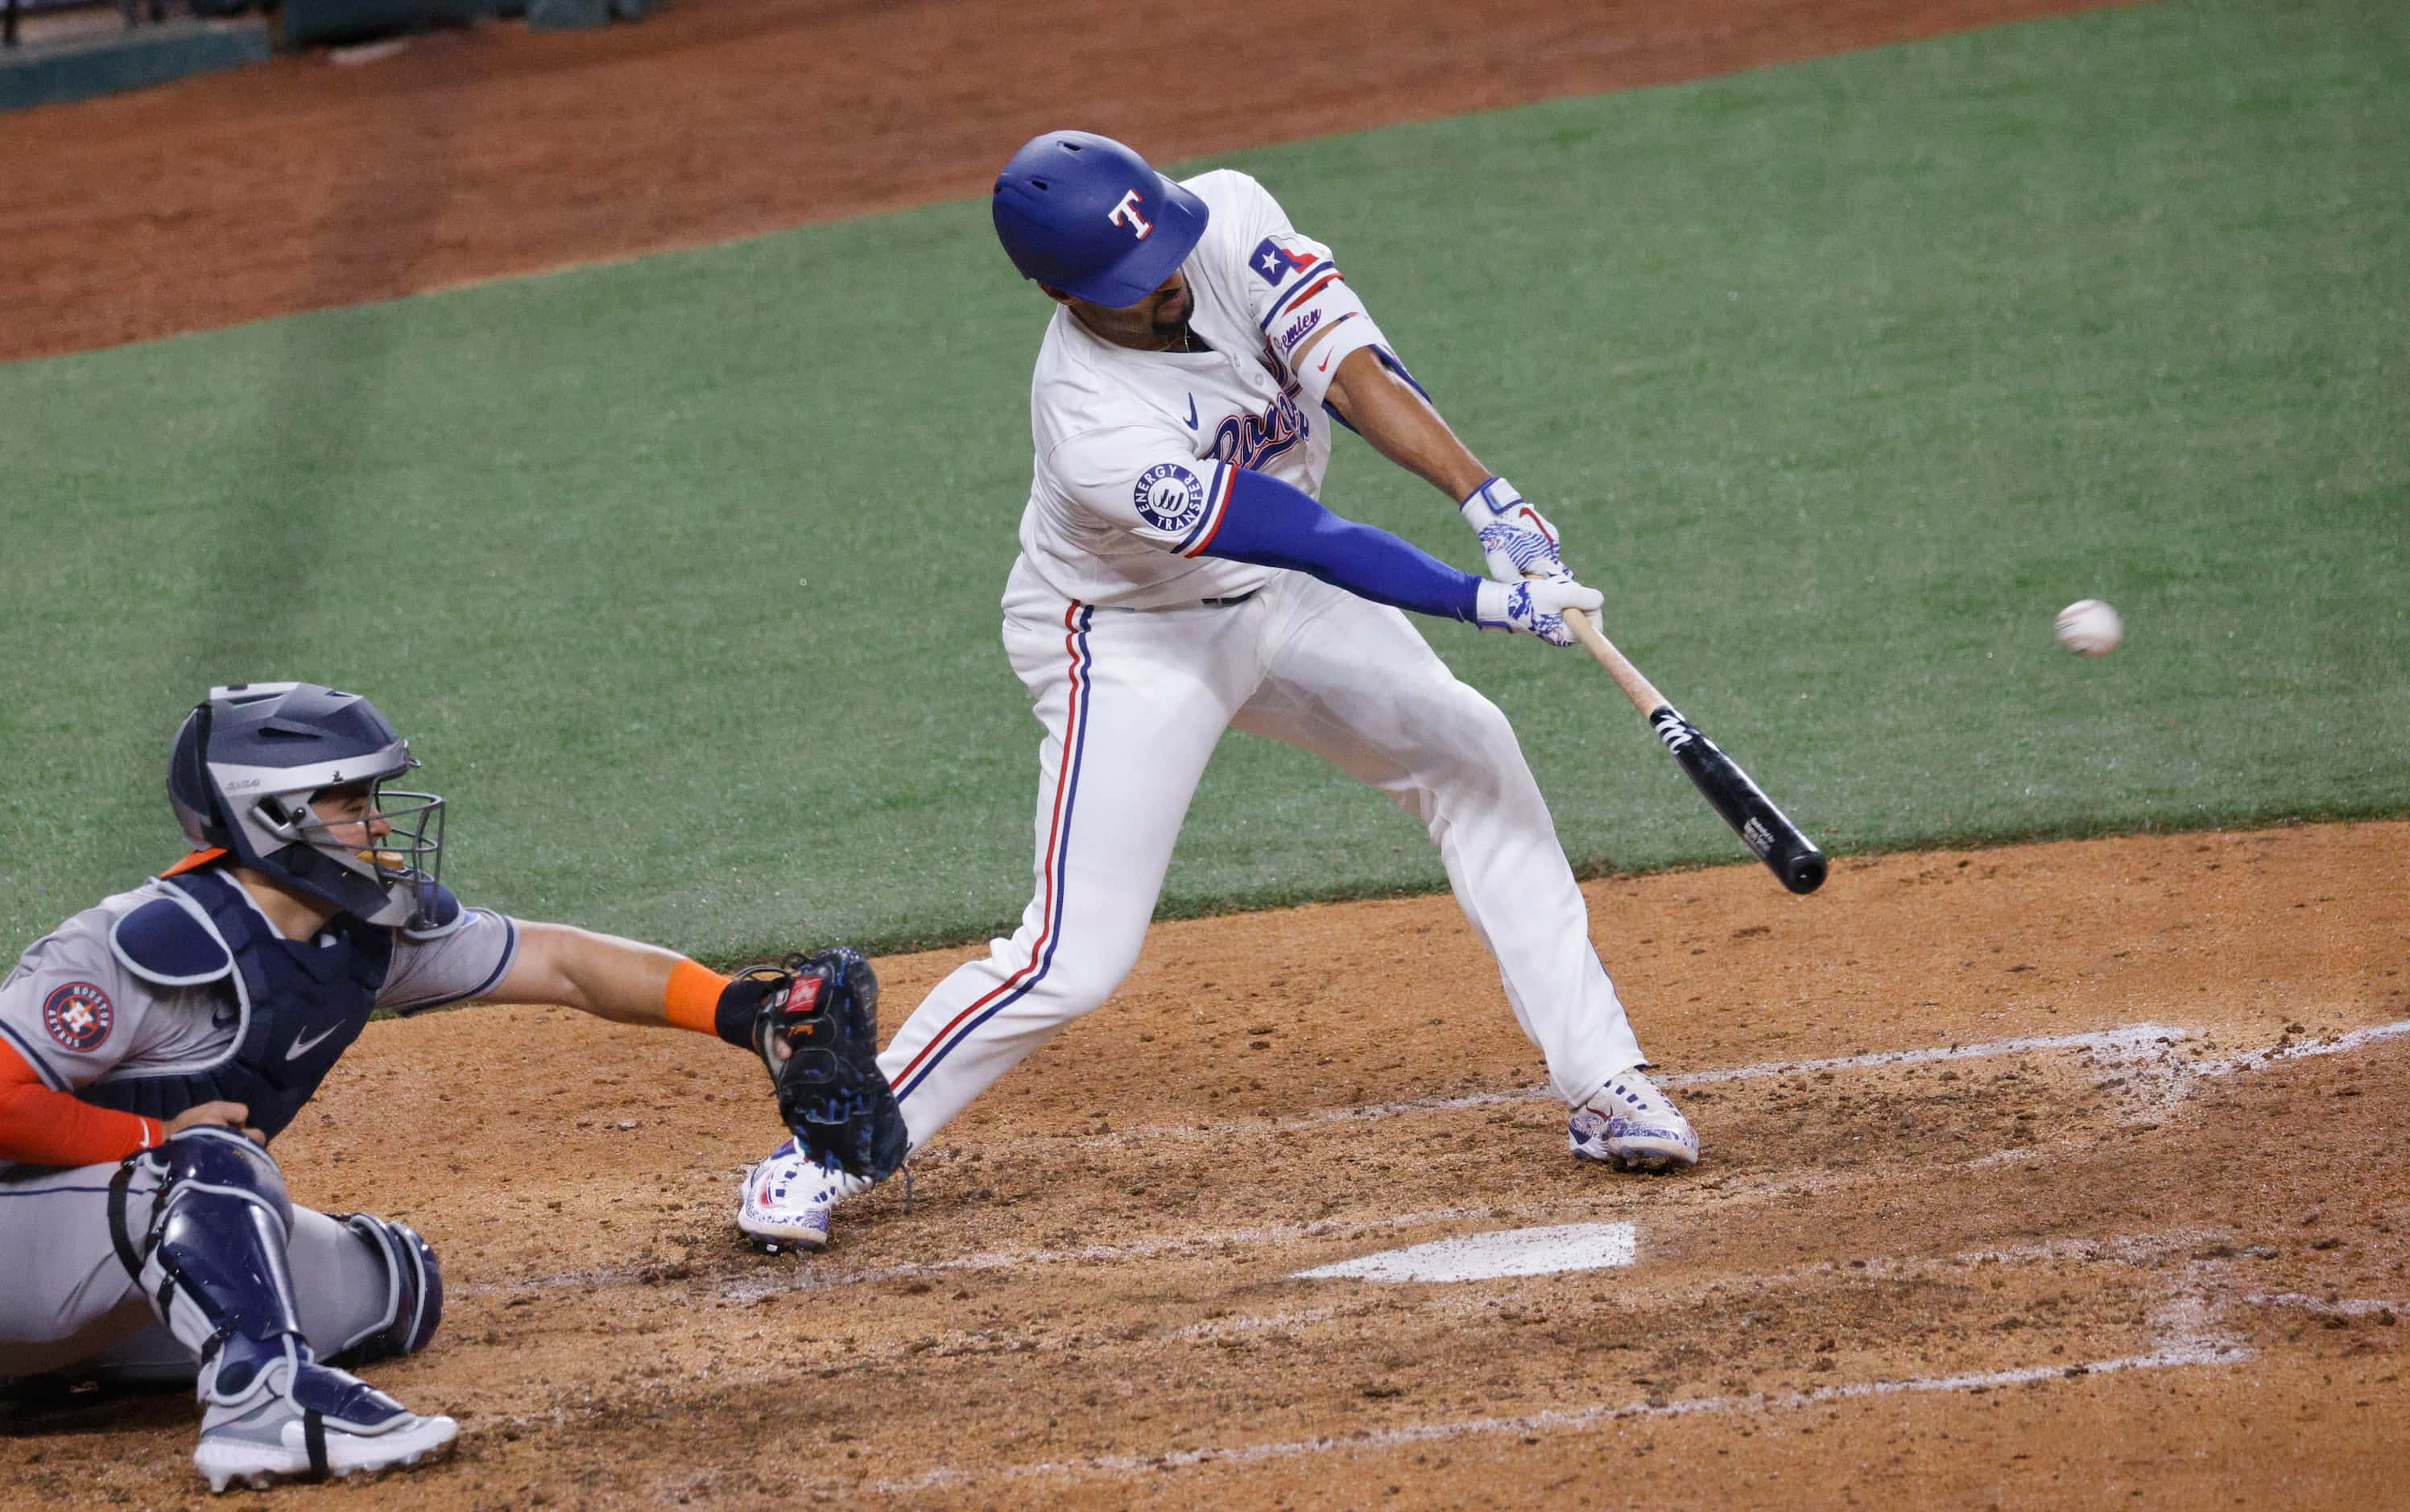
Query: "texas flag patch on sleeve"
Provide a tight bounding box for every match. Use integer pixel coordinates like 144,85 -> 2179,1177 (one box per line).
1249,237 -> 1317,287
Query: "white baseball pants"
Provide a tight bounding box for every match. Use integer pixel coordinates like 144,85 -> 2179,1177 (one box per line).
878,563 -> 1647,1146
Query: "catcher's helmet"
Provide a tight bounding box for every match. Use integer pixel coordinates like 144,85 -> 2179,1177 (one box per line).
167,683 -> 444,927
992,130 -> 1209,308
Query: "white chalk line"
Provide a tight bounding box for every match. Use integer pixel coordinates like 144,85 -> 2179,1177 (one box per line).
861,1336 -> 2247,1495
1960,1144 -> 2046,1170
2221,1017 -> 2410,1069
2246,1291 -> 2408,1319
1089,1014 -> 2410,1151
2122,1018 -> 2410,1114
1668,1022 -> 2193,1086
1088,1022 -> 2201,1148
860,1285 -> 2247,1493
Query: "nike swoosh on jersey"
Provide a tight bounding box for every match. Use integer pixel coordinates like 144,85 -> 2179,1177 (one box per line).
1317,346 -> 1334,373
284,1022 -> 345,1061
1184,395 -> 1199,431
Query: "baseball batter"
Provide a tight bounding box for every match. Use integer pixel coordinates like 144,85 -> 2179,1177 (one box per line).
0,683 -> 849,1491
738,130 -> 1697,1253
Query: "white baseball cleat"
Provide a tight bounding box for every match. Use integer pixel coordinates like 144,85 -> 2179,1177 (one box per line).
1568,1067 -> 1701,1172
192,1353 -> 456,1493
737,1137 -> 870,1254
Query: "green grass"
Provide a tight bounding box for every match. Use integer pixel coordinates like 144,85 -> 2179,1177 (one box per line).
2,0 -> 2404,961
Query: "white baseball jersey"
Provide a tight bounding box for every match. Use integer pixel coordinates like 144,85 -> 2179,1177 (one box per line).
1015,169 -> 1387,610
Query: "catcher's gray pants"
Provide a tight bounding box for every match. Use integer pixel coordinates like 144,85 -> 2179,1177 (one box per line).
0,1159 -> 392,1386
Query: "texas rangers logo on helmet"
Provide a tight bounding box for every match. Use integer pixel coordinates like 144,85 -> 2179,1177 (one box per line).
1133,462 -> 1207,532
43,981 -> 114,1053
1109,189 -> 1153,241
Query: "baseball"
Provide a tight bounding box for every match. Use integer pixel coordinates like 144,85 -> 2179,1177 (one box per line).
2055,598 -> 2123,655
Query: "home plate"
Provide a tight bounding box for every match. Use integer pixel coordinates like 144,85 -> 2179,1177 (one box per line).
1295,1223 -> 1638,1283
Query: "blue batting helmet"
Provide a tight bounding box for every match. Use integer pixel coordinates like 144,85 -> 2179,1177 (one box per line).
167,682 -> 444,927
991,130 -> 1209,308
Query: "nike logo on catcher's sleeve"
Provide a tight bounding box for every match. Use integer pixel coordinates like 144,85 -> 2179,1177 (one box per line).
1184,395 -> 1199,431
284,1022 -> 344,1060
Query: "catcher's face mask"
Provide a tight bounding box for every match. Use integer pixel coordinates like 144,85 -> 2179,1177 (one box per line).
267,773 -> 446,927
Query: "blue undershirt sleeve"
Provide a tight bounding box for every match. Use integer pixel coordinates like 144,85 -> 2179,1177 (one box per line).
1198,468 -> 1481,623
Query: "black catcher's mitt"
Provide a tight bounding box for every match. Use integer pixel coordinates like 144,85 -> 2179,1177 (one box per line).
717,948 -> 907,1182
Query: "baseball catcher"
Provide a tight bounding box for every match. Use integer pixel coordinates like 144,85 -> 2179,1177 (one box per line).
0,682 -> 870,1491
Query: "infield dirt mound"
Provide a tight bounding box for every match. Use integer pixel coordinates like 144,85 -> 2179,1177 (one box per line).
6,822 -> 2406,1506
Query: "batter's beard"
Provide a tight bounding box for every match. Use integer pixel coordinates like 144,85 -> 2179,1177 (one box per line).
1150,286 -> 1198,349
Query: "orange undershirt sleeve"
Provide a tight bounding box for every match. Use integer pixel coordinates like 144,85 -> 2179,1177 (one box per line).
0,1043 -> 167,1168
663,958 -> 734,1037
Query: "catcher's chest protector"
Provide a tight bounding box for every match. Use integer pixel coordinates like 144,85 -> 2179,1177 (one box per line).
78,869 -> 392,1139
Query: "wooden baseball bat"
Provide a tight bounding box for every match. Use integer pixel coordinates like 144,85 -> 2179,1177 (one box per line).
1559,604 -> 1828,895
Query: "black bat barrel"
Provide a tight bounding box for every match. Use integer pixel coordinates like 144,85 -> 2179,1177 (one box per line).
1647,706 -> 1828,894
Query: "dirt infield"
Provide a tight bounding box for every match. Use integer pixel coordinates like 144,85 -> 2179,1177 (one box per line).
6,823 -> 2405,1505
1,0 -> 2131,365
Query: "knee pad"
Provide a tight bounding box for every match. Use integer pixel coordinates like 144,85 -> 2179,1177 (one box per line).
110,1127 -> 308,1396
141,1124 -> 296,1229
327,1214 -> 443,1365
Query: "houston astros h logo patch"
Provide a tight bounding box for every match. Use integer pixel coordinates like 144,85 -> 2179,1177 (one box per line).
43,981 -> 114,1053
1134,462 -> 1207,532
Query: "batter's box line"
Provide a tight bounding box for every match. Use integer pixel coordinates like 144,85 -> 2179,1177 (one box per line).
2244,1291 -> 2410,1320
1069,1015 -> 2410,1150
858,1338 -> 2251,1496
1085,1022 -> 2193,1146
2119,1017 -> 2410,1114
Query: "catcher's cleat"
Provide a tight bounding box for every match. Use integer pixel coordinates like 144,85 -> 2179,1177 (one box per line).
1569,1068 -> 1701,1173
738,1137 -> 870,1254
192,1349 -> 456,1493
